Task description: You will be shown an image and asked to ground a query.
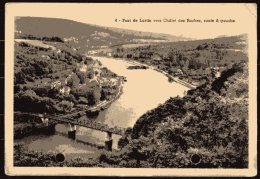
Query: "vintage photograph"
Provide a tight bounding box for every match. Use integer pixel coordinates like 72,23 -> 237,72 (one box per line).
5,3 -> 257,176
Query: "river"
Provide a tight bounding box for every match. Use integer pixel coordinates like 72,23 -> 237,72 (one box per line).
15,56 -> 189,161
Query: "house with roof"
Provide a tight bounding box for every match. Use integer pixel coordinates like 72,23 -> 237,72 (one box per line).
77,61 -> 88,72
59,86 -> 71,95
175,69 -> 184,76
51,81 -> 62,89
210,67 -> 221,78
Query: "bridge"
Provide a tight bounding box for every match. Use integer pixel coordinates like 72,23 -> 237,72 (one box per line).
49,115 -> 125,136
14,110 -> 126,150
15,110 -> 125,136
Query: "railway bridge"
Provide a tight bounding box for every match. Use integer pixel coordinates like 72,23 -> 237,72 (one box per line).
15,110 -> 126,150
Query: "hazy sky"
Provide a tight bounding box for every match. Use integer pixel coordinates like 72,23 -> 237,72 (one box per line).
6,3 -> 256,39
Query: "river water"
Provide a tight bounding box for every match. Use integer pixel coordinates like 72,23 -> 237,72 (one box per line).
15,56 -> 189,160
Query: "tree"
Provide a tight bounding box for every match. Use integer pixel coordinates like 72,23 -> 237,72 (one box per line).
100,89 -> 107,101
56,100 -> 73,113
14,90 -> 57,113
87,70 -> 94,79
14,71 -> 26,84
86,90 -> 97,105
77,71 -> 87,84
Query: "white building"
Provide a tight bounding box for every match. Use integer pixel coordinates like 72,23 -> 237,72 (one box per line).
51,81 -> 62,89
59,86 -> 71,95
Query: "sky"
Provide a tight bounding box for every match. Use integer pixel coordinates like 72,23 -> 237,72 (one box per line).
6,3 -> 257,39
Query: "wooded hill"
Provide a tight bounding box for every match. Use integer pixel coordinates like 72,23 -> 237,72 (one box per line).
108,34 -> 247,85
102,62 -> 249,168
14,40 -> 120,114
15,17 -> 190,53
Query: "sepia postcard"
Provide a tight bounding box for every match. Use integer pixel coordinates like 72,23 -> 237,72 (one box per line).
4,3 -> 257,177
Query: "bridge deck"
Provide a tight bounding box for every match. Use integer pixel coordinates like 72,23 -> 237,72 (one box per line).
15,110 -> 126,136
50,117 -> 125,136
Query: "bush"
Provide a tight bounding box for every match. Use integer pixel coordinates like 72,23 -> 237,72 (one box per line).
56,100 -> 73,113
14,90 -> 57,113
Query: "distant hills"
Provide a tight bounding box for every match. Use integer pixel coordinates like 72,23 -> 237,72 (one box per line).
15,17 -> 191,53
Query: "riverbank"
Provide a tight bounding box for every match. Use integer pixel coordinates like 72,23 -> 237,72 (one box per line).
77,77 -> 124,112
14,112 -> 57,139
92,55 -> 197,89
124,59 -> 197,89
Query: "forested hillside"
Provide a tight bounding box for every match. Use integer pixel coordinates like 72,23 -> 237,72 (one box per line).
102,62 -> 248,168
106,35 -> 247,86
14,39 -> 121,114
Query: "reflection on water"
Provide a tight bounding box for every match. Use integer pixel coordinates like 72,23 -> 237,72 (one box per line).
15,57 -> 189,159
96,57 -> 189,128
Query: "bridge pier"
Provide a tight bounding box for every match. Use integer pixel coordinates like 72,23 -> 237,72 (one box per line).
68,123 -> 76,140
104,131 -> 113,151
40,114 -> 49,127
39,114 -> 56,134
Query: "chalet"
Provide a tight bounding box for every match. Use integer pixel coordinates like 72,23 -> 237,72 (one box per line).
215,71 -> 221,78
65,74 -> 72,85
77,61 -> 88,72
51,81 -> 62,89
88,50 -> 97,55
175,69 -> 184,76
210,67 -> 221,78
59,86 -> 71,95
